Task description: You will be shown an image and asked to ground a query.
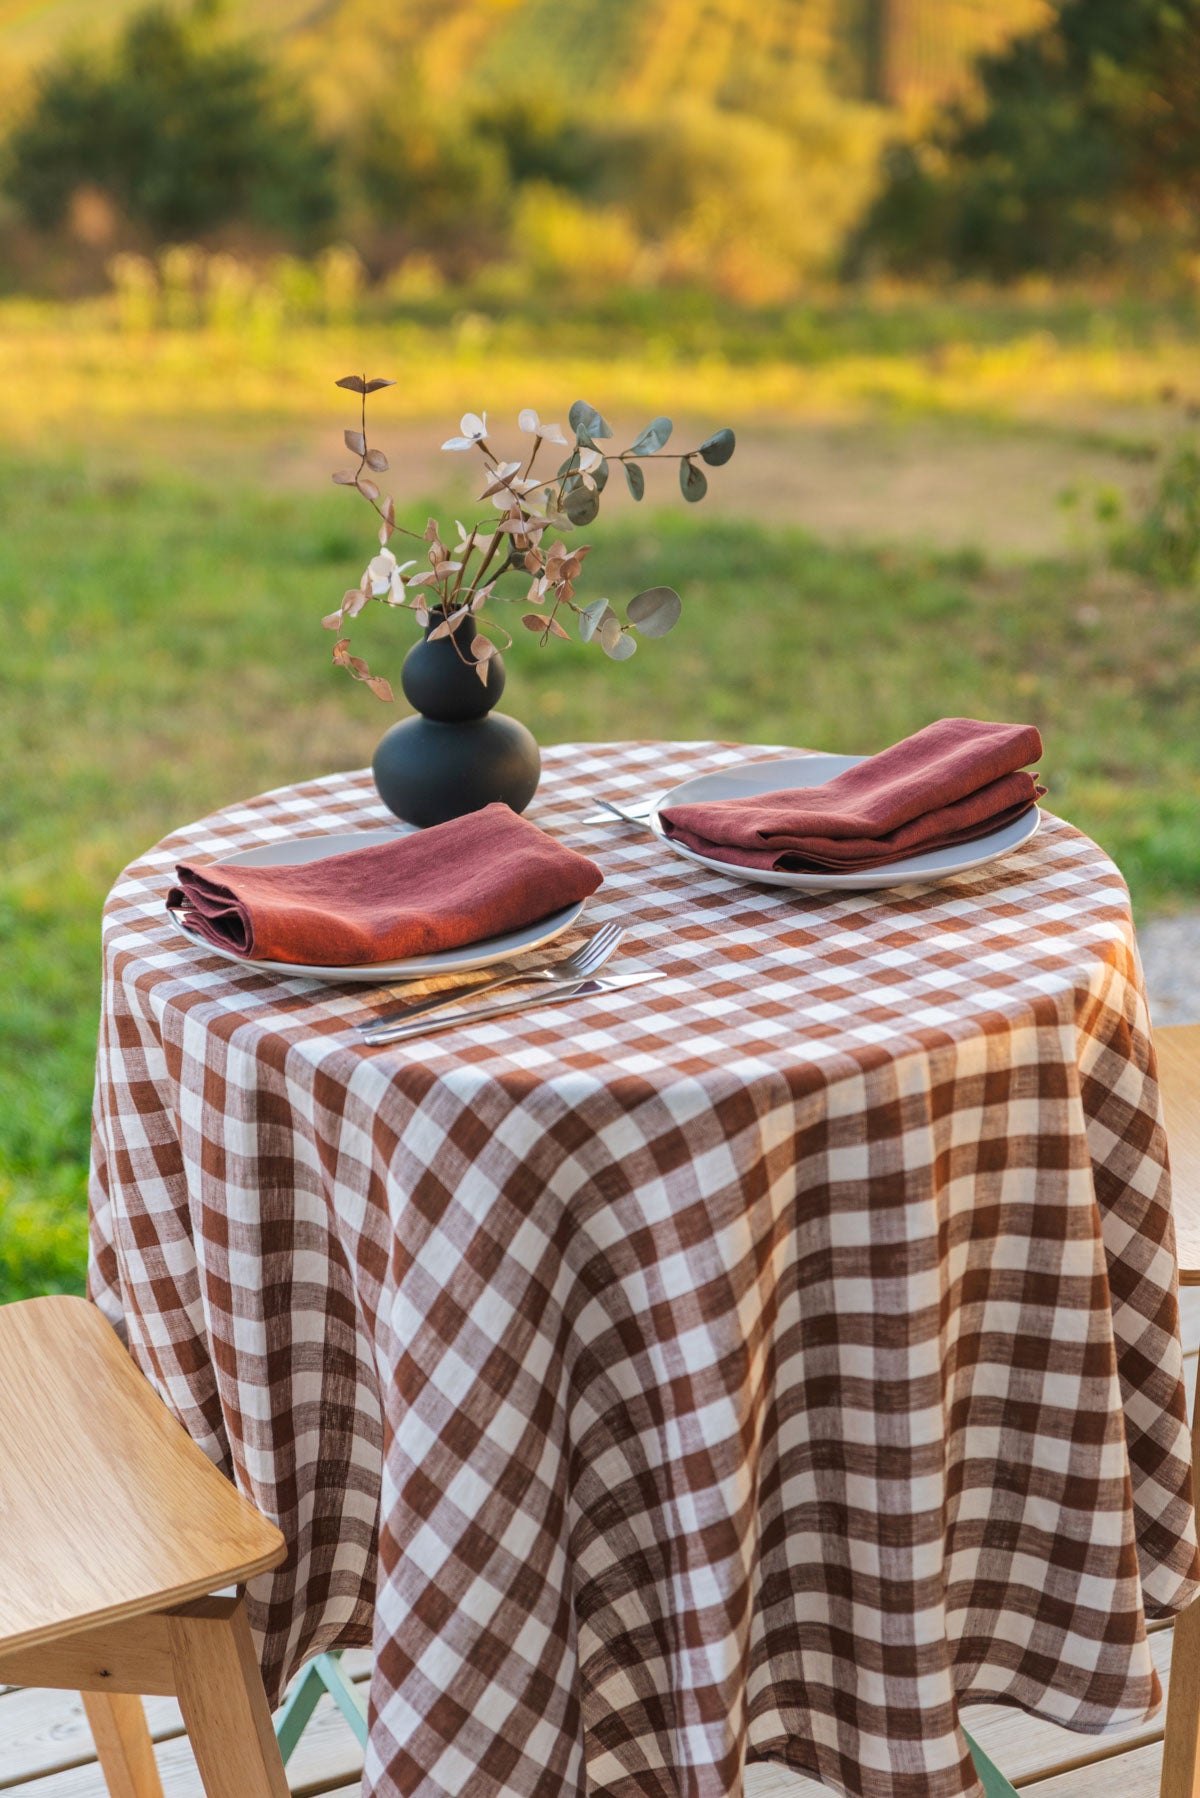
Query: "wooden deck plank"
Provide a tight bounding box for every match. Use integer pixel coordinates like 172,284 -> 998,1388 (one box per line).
0,1688 -> 183,1787
0,1610 -> 1181,1796
0,1680 -> 368,1798
1022,1739 -> 1163,1796
0,1655 -> 371,1789
0,1630 -> 1176,1798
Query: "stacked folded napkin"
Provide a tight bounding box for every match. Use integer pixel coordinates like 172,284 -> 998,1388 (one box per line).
659,717 -> 1045,873
169,803 -> 603,965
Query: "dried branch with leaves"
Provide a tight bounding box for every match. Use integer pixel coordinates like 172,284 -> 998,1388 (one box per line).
323,380 -> 736,700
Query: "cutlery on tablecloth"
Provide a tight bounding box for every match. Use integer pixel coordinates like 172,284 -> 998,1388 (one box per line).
581,797 -> 657,828
360,969 -> 657,1045
357,922 -> 625,1035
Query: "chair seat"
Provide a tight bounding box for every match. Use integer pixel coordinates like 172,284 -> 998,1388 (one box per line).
1158,1024 -> 1200,1282
0,1296 -> 284,1656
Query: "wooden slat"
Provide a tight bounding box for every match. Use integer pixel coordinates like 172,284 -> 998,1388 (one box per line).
0,1656 -> 370,1789
0,1686 -> 366,1798
0,1689 -> 182,1789
1022,1739 -> 1163,1796
1179,1287 -> 1200,1360
335,1649 -> 372,1681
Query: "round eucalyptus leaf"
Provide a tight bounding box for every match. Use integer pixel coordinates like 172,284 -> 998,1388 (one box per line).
599,612 -> 623,652
578,598 -> 614,643
593,457 -> 610,493
569,399 -> 613,441
564,484 -> 600,526
603,629 -> 638,661
626,586 -> 681,637
623,461 -> 645,502
698,427 -> 736,467
629,416 -> 673,456
680,457 -> 708,503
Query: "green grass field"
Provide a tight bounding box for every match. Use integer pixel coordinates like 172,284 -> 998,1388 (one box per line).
3,416 -> 1200,1302
3,286 -> 1200,1301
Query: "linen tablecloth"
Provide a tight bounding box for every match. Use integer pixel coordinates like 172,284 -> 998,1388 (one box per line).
89,740 -> 1199,1798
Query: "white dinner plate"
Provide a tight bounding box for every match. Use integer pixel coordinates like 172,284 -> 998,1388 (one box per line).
649,754 -> 1042,891
167,826 -> 586,983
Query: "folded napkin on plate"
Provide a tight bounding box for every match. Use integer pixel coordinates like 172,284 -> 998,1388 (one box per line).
659,717 -> 1045,873
169,802 -> 603,965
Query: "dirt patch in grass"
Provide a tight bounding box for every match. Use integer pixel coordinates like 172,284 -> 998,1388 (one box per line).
83,410 -> 1150,561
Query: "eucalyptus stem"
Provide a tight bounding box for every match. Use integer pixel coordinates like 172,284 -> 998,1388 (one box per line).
326,388 -> 735,699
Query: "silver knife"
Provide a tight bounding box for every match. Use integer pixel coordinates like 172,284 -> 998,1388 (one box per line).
580,799 -> 658,825
359,970 -> 658,1045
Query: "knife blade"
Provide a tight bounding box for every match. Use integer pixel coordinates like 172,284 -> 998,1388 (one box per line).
359,969 -> 658,1045
580,800 -> 658,825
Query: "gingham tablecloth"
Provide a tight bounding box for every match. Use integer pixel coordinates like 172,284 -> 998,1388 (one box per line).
89,740 -> 1199,1798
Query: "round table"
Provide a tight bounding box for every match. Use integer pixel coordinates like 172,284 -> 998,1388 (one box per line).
89,740 -> 1198,1798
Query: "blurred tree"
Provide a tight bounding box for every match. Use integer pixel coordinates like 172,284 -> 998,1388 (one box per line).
471,95 -> 593,193
591,93 -> 885,298
353,107 -> 508,257
851,0 -> 1200,277
4,3 -> 336,243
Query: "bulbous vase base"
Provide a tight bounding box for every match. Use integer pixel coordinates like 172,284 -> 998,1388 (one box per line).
372,712 -> 541,827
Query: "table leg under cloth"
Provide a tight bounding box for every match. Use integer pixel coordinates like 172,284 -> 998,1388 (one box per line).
87,748 -> 1200,1798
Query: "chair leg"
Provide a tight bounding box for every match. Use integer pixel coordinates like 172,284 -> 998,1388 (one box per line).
1166,1602 -> 1200,1798
1163,1379 -> 1200,1798
166,1597 -> 291,1798
82,1692 -> 165,1798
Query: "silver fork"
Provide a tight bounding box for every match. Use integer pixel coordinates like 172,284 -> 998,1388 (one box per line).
357,922 -> 626,1040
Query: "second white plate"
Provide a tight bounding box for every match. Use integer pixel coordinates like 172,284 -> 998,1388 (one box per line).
168,826 -> 586,982
649,754 -> 1041,891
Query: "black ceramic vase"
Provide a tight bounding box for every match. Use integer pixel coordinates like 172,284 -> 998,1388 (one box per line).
372,612 -> 541,827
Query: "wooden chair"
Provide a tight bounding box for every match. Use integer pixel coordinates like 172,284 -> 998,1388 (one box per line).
0,1294 -> 290,1798
1159,1023 -> 1200,1798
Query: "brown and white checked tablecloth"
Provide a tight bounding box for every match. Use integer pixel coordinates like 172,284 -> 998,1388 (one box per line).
89,740 -> 1199,1798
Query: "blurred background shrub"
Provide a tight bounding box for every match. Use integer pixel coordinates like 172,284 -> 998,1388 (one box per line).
852,0 -> 1200,280
4,4 -> 337,253
15,0 -> 1195,301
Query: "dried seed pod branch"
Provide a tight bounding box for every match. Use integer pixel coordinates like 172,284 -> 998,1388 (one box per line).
323,386 -> 735,693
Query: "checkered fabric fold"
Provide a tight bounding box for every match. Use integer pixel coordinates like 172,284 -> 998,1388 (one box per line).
89,742 -> 1199,1798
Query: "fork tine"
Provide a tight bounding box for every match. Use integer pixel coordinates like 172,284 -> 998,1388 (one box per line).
572,923 -> 622,975
566,935 -> 605,975
581,922 -> 619,960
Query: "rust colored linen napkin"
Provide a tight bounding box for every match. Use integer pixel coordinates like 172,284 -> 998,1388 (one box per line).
659,718 -> 1045,873
169,802 -> 603,965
